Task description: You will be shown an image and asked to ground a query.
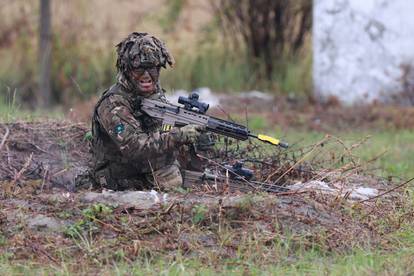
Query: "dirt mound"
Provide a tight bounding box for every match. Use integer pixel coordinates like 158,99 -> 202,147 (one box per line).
0,121 -> 90,191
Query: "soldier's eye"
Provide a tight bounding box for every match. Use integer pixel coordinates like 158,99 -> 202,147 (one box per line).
147,67 -> 160,77
136,68 -> 146,74
149,68 -> 158,74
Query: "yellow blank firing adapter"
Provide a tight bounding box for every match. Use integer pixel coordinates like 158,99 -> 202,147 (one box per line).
257,134 -> 289,148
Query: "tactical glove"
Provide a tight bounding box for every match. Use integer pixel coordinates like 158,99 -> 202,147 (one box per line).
195,132 -> 216,151
172,124 -> 205,145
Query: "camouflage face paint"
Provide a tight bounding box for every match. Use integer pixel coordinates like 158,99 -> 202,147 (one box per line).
130,67 -> 160,81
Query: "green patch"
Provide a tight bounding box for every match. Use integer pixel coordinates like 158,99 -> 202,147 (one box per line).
282,129 -> 414,179
247,115 -> 267,131
65,203 -> 114,238
0,92 -> 63,122
82,203 -> 114,220
84,130 -> 93,141
191,204 -> 208,225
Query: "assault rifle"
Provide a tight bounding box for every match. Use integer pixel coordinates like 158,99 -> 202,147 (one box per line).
141,92 -> 288,148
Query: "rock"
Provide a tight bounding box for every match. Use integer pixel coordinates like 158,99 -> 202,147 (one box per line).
27,214 -> 63,232
348,187 -> 378,200
290,180 -> 378,201
290,180 -> 336,193
81,190 -> 170,208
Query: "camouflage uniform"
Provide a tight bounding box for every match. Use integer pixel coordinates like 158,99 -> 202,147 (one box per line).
90,33 -> 192,191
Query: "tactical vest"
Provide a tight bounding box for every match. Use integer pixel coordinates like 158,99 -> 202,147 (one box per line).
91,83 -> 167,175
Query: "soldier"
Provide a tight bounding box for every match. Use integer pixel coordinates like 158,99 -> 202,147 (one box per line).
90,32 -> 205,191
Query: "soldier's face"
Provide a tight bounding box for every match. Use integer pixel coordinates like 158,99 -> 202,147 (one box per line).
130,67 -> 160,95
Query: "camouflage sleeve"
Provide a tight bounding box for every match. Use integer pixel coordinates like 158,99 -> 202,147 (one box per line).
97,94 -> 178,160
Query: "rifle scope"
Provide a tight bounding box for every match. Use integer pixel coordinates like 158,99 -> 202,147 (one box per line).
178,92 -> 209,114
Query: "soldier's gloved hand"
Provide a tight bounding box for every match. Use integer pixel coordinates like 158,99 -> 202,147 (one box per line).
172,124 -> 205,145
195,132 -> 216,151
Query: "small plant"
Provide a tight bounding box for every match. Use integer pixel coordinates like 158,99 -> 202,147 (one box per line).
234,194 -> 255,212
82,203 -> 113,220
64,203 -> 114,238
173,186 -> 189,194
65,225 -> 98,256
114,249 -> 126,261
84,131 -> 93,141
0,234 -> 6,246
57,210 -> 73,219
64,220 -> 87,238
191,204 -> 208,224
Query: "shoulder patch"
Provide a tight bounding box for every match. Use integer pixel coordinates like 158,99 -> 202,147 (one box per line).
114,123 -> 125,134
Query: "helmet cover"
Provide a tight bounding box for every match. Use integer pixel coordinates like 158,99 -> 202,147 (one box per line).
116,32 -> 174,74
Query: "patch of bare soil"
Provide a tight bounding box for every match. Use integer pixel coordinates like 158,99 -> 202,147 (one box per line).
0,121 -> 411,269
0,121 -> 90,191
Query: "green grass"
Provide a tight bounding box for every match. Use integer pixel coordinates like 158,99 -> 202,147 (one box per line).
0,93 -> 63,122
278,129 -> 414,180
1,248 -> 413,275
241,115 -> 414,180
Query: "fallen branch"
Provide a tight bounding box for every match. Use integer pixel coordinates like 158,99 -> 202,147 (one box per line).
275,190 -> 308,196
0,126 -> 10,152
148,161 -> 161,191
41,165 -> 49,193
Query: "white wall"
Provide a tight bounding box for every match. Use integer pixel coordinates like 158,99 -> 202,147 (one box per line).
313,0 -> 414,104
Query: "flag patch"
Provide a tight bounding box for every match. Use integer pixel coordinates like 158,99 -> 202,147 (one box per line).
114,123 -> 125,134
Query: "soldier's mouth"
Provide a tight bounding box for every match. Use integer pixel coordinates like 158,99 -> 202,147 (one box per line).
138,79 -> 154,91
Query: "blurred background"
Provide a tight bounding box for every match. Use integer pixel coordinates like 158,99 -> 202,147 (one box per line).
0,0 -> 312,110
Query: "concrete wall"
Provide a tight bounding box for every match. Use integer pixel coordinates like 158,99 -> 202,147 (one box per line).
313,0 -> 414,105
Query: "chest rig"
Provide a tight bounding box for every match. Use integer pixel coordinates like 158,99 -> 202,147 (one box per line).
91,84 -> 163,160
94,84 -> 161,132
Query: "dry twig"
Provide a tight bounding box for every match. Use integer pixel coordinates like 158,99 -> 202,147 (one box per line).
10,153 -> 33,187
0,126 -> 10,152
265,135 -> 329,183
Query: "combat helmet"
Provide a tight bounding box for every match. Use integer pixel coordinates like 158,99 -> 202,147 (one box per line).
115,33 -> 174,93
